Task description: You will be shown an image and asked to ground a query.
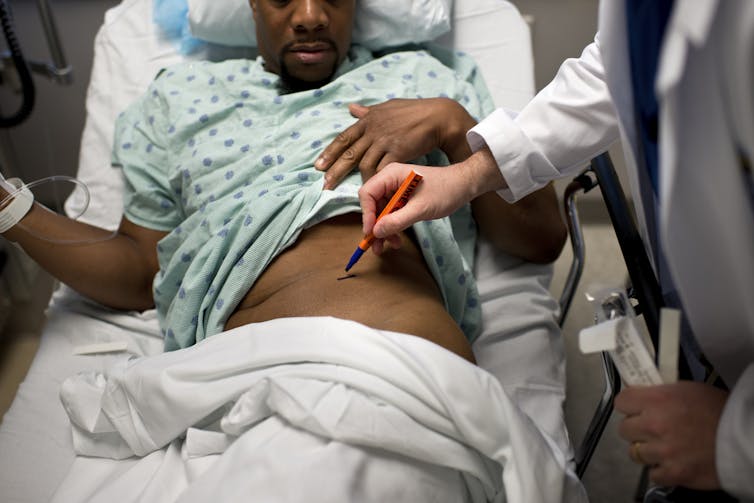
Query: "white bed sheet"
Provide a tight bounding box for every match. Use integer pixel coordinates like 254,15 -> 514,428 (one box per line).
51,317 -> 582,503
0,1 -> 574,501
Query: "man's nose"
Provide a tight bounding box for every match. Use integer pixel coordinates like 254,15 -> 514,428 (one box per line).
291,0 -> 329,33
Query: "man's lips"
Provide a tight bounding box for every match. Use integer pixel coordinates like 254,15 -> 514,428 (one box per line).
286,42 -> 334,64
288,42 -> 333,53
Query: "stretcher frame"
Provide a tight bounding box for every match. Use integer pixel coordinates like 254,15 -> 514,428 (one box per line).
560,152 -> 737,502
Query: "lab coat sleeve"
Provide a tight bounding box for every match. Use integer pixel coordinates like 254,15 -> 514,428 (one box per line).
716,364 -> 754,501
467,36 -> 621,202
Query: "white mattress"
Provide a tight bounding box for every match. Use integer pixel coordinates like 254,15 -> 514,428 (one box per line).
0,1 -> 573,501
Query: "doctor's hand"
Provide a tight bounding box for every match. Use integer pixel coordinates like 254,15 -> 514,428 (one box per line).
315,98 -> 475,190
615,381 -> 728,490
359,148 -> 505,254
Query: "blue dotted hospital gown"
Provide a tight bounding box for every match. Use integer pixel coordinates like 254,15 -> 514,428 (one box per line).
113,45 -> 496,350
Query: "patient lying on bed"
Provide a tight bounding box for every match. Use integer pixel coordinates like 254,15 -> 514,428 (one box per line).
1,0 -> 564,364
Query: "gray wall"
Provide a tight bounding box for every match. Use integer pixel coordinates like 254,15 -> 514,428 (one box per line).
0,0 -> 119,207
511,0 -> 599,90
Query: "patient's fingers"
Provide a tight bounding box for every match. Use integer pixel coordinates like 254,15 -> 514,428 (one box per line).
315,103 -> 371,173
352,148 -> 399,184
323,136 -> 371,190
316,123 -> 363,172
348,102 -> 370,118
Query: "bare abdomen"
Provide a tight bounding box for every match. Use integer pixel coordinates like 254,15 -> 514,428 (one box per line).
225,213 -> 475,362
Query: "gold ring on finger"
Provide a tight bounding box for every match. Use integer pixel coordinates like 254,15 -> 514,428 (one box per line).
630,441 -> 648,465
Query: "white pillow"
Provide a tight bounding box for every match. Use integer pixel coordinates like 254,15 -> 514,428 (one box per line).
187,0 -> 453,51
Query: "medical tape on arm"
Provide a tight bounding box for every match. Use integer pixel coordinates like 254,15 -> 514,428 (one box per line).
0,177 -> 34,233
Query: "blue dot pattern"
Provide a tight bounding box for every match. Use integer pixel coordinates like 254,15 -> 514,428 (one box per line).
113,46 -> 495,351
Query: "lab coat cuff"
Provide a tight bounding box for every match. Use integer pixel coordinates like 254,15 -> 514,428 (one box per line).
467,108 -> 541,203
716,364 -> 754,501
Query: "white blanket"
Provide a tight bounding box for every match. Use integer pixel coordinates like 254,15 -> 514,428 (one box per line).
54,317 -> 585,503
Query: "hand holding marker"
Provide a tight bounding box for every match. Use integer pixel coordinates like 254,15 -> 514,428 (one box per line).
345,170 -> 423,272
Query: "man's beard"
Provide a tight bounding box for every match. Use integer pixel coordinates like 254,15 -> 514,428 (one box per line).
276,42 -> 340,94
277,62 -> 336,94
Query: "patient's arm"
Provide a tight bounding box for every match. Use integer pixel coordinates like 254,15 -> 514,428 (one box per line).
472,182 -> 565,263
0,193 -> 163,310
317,98 -> 566,263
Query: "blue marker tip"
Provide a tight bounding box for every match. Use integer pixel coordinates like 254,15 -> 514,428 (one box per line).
345,247 -> 365,272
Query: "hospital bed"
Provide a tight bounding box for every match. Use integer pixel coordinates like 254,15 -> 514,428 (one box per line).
0,0 -> 586,501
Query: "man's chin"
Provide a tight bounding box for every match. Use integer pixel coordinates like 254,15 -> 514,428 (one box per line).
278,64 -> 337,94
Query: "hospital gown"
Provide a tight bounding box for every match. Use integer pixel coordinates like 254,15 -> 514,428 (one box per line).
113,45 -> 495,350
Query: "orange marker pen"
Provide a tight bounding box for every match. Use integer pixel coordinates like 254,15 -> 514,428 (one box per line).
345,170 -> 423,272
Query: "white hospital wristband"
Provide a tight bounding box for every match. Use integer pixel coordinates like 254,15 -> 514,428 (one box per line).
0,178 -> 34,233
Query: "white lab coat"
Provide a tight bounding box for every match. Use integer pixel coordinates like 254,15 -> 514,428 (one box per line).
468,0 -> 754,499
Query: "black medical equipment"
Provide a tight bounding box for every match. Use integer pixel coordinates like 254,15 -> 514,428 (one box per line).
0,0 -> 71,128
